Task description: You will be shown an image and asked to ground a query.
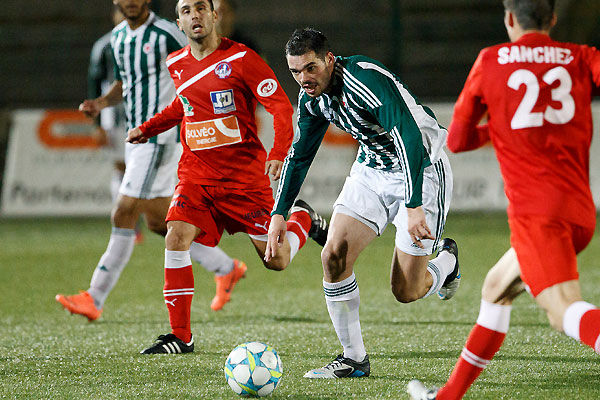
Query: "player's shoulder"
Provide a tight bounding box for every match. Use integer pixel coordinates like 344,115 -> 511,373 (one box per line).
166,45 -> 191,66
150,14 -> 186,41
220,38 -> 256,59
111,20 -> 128,37
338,55 -> 392,79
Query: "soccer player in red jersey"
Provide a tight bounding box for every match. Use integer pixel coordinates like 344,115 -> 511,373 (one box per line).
408,1 -> 600,398
127,0 -> 327,354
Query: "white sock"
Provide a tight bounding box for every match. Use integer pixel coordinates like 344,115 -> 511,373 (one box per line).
189,242 -> 234,276
88,227 -> 135,309
323,273 -> 366,362
422,251 -> 456,298
476,300 -> 512,333
285,231 -> 301,262
563,301 -> 596,341
110,169 -> 124,203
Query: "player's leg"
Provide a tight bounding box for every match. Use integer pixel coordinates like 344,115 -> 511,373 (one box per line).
514,217 -> 600,352
412,249 -> 523,400
251,199 -> 327,271
55,193 -> 142,321
141,220 -> 199,354
303,212 -> 376,379
391,156 -> 457,303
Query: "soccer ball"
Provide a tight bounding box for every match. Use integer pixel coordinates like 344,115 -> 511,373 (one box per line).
224,342 -> 283,397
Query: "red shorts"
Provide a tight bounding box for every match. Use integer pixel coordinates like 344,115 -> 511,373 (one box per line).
166,182 -> 274,247
508,215 -> 595,297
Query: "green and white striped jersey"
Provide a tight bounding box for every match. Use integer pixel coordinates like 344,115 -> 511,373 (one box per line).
111,12 -> 186,143
273,55 -> 448,215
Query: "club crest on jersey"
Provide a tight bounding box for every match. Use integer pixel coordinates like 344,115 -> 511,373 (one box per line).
257,79 -> 277,97
210,89 -> 236,114
178,94 -> 194,116
143,43 -> 152,54
214,61 -> 232,79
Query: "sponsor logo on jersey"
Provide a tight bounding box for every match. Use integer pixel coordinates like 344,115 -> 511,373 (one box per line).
210,89 -> 236,114
185,115 -> 242,151
257,79 -> 277,97
178,95 -> 194,116
214,61 -> 232,78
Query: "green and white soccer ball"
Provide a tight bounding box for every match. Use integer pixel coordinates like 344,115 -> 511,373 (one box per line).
224,342 -> 283,397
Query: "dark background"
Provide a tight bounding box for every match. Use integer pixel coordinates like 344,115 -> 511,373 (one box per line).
1,0 -> 599,110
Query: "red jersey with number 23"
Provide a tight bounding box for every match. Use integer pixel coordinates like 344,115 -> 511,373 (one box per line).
139,38 -> 293,189
448,33 -> 600,226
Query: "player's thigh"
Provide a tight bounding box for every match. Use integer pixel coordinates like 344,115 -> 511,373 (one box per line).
393,156 -> 452,257
167,183 -> 223,248
120,142 -> 179,199
481,248 -> 525,305
508,215 -> 588,298
390,247 -> 430,290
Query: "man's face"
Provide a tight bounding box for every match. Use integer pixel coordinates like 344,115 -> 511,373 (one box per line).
177,0 -> 217,42
113,0 -> 150,21
286,51 -> 335,97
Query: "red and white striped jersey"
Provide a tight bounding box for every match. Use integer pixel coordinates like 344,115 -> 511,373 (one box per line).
139,38 -> 293,189
448,33 -> 600,226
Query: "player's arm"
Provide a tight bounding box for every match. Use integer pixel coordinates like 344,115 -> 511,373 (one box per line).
447,51 -> 490,153
265,94 -> 329,260
127,96 -> 184,143
80,80 -> 123,119
242,49 -> 295,180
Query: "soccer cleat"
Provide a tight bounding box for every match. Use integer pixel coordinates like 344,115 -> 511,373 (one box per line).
290,199 -> 328,246
437,238 -> 461,301
407,379 -> 438,400
140,333 -> 194,354
211,259 -> 247,311
55,290 -> 102,322
303,354 -> 370,378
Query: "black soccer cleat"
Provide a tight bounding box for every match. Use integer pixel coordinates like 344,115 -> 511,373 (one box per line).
437,238 -> 461,300
290,199 -> 328,246
140,333 -> 194,354
303,354 -> 370,378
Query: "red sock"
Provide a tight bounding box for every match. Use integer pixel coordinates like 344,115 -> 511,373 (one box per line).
286,210 -> 311,249
579,309 -> 600,353
163,264 -> 194,343
437,324 -> 506,400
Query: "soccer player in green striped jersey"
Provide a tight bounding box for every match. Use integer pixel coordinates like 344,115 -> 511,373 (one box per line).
266,28 -> 461,378
56,0 -> 244,322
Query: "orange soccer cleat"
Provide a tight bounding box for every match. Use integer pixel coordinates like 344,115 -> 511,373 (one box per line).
210,260 -> 247,311
55,290 -> 103,322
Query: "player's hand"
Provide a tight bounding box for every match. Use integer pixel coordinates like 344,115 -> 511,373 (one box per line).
265,160 -> 284,181
265,214 -> 286,262
79,99 -> 102,118
406,206 -> 433,249
126,127 -> 148,144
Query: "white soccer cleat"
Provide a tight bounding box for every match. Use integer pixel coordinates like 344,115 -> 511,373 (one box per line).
303,354 -> 370,378
407,379 -> 438,399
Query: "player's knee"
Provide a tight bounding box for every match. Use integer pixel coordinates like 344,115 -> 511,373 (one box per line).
263,258 -> 287,272
321,243 -> 347,280
165,229 -> 190,251
391,284 -> 419,303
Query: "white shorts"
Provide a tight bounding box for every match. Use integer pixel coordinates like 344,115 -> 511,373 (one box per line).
120,142 -> 182,199
333,151 -> 453,256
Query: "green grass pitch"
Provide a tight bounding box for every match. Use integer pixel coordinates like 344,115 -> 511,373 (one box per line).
1,213 -> 599,399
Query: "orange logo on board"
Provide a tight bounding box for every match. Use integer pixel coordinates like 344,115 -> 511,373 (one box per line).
185,115 -> 242,151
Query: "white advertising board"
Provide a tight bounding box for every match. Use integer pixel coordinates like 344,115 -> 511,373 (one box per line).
2,105 -> 600,216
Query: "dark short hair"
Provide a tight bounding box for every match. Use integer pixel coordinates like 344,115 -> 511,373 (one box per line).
503,0 -> 555,30
285,28 -> 330,59
176,0 -> 214,17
